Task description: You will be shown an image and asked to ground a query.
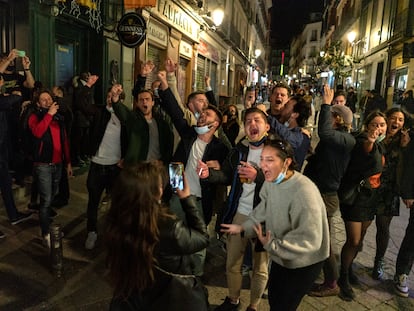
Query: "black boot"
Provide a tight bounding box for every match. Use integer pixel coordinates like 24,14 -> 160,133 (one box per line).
338,269 -> 355,301
349,265 -> 360,286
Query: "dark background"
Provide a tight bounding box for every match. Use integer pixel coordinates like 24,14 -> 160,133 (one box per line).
271,0 -> 324,46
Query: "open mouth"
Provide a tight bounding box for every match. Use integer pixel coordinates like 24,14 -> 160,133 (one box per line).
391,124 -> 399,130
249,128 -> 259,136
275,100 -> 282,105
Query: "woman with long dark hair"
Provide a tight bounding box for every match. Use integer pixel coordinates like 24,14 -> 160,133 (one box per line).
106,161 -> 209,311
337,111 -> 387,301
372,107 -> 410,279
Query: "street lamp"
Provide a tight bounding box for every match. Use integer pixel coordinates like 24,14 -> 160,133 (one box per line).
211,9 -> 224,27
254,48 -> 262,58
347,31 -> 357,44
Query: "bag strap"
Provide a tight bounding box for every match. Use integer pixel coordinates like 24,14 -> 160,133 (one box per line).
154,265 -> 195,279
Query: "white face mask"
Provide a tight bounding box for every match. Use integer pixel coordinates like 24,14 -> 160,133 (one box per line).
153,88 -> 159,97
194,124 -> 213,135
194,111 -> 201,120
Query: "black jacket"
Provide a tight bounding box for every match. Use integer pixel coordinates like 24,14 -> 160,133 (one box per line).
110,196 -> 209,311
0,94 -> 21,162
207,138 -> 265,224
87,104 -> 128,159
159,88 -> 230,223
304,104 -> 356,193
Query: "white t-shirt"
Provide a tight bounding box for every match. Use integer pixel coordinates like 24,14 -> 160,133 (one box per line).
237,147 -> 262,216
185,138 -> 207,198
92,109 -> 121,165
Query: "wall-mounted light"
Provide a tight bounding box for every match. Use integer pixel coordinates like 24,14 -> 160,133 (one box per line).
347,31 -> 356,44
211,9 -> 224,27
254,49 -> 262,58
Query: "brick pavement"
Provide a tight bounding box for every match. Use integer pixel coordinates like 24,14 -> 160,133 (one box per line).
0,171 -> 414,310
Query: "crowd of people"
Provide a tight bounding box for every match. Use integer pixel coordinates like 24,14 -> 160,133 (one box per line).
1,49 -> 414,310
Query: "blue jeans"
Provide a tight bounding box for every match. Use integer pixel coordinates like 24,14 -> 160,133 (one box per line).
33,163 -> 62,235
396,207 -> 414,275
86,162 -> 120,232
0,161 -> 19,220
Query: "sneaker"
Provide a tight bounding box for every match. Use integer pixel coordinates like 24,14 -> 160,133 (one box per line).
262,288 -> 268,299
43,234 -> 51,248
308,283 -> 340,297
0,230 -> 5,239
242,264 -> 252,277
85,231 -> 98,250
394,274 -> 409,297
27,203 -> 40,212
10,212 -> 32,225
101,194 -> 111,205
372,258 -> 385,280
215,296 -> 240,311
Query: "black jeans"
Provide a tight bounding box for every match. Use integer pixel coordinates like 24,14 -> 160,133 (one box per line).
396,207 -> 414,275
86,162 -> 120,232
268,260 -> 323,311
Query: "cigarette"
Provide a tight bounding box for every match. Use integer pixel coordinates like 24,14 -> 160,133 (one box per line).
198,168 -> 203,176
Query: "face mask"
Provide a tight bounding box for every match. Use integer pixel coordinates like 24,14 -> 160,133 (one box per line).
194,111 -> 200,120
248,134 -> 268,147
283,120 -> 290,127
273,171 -> 286,184
272,161 -> 287,184
153,88 -> 159,97
376,133 -> 386,143
194,124 -> 213,135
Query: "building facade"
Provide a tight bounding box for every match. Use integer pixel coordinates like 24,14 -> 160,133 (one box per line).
0,0 -> 270,108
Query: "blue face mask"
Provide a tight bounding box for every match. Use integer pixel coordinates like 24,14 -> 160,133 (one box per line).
153,88 -> 159,97
272,171 -> 286,184
194,111 -> 201,120
272,162 -> 287,184
194,124 -> 213,135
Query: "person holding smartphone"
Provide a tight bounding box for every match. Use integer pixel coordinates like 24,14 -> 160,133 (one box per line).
107,162 -> 209,311
28,89 -> 72,248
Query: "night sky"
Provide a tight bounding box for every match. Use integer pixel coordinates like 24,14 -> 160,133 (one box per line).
271,0 -> 324,47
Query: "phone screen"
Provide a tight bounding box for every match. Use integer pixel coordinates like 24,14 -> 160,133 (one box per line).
169,162 -> 184,191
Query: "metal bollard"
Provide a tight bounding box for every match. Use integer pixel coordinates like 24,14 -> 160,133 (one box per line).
50,223 -> 63,278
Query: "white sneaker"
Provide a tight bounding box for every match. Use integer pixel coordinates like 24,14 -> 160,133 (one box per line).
394,274 -> 409,297
85,231 -> 97,250
43,234 -> 51,248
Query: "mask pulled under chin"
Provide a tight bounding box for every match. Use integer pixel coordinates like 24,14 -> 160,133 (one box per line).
194,124 -> 213,135
248,133 -> 268,147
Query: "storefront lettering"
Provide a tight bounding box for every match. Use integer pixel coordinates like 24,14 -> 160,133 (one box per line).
159,1 -> 196,37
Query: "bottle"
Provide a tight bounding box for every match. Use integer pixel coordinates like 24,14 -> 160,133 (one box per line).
50,224 -> 63,277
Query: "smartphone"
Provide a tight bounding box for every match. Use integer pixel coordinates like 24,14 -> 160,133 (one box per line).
169,162 -> 184,191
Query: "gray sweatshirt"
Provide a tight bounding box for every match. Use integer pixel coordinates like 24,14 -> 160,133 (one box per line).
242,172 -> 329,269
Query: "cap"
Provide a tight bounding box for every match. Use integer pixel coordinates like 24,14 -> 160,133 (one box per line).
331,105 -> 353,125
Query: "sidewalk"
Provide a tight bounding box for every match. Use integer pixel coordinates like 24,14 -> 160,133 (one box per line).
1,171 -> 413,310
